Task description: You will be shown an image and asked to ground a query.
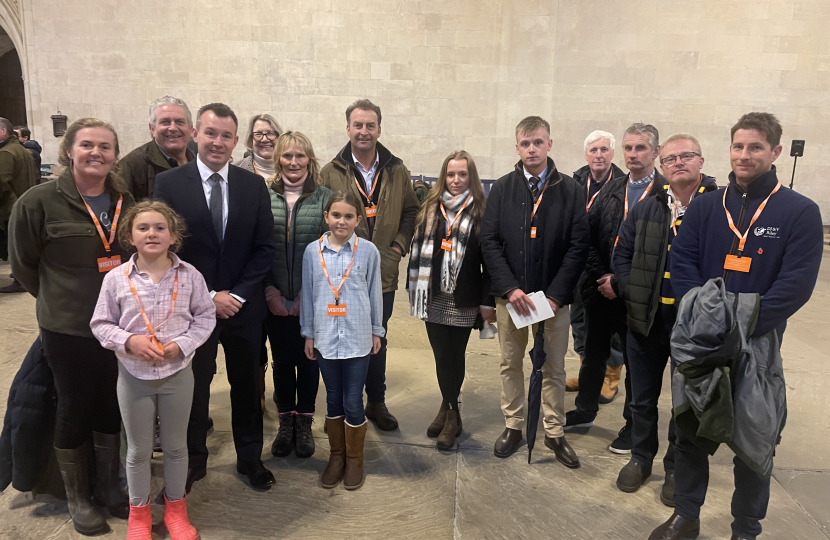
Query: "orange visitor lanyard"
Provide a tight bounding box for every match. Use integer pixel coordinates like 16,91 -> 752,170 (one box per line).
439,195 -> 472,238
586,168 -> 612,211
124,265 -> 179,351
81,193 -> 122,252
530,178 -> 551,223
317,234 -> 359,305
614,177 -> 655,247
723,181 -> 781,255
353,168 -> 380,205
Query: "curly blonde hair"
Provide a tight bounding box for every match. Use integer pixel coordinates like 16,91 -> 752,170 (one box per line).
118,200 -> 188,253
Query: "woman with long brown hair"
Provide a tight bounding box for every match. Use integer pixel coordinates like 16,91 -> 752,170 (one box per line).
9,118 -> 134,535
408,150 -> 494,450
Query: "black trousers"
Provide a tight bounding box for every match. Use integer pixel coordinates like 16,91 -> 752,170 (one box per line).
188,320 -> 263,469
575,296 -> 631,421
264,313 -> 319,414
425,322 -> 473,407
41,328 -> 121,449
627,310 -> 676,473
365,291 -> 395,403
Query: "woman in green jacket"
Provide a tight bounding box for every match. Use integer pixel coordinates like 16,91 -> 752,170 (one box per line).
265,131 -> 331,459
9,118 -> 134,535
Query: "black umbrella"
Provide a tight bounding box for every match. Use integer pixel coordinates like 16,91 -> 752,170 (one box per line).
526,320 -> 547,464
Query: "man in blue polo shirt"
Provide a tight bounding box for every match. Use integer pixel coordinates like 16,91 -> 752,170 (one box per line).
649,113 -> 823,540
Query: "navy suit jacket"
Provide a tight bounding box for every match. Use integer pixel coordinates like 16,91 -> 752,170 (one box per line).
154,160 -> 275,327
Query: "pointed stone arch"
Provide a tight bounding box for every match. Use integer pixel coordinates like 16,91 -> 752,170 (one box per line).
0,0 -> 32,128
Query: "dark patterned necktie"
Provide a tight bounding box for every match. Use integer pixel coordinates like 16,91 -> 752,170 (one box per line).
529,176 -> 541,200
209,173 -> 224,242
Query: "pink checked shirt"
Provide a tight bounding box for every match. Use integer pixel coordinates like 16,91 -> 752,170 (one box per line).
91,253 -> 216,380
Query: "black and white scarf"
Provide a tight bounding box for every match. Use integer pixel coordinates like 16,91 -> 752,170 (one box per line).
408,189 -> 474,320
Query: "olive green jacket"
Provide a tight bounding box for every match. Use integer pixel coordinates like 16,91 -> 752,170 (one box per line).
117,139 -> 194,201
0,134 -> 38,228
319,142 -> 419,292
9,169 -> 135,338
267,177 -> 331,301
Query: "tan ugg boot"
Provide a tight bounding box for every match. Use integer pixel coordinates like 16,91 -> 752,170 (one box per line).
344,421 -> 368,490
320,417 -> 346,489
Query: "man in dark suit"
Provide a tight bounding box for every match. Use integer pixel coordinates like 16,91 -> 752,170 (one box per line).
155,103 -> 276,490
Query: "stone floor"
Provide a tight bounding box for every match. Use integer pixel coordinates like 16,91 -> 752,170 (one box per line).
0,251 -> 828,540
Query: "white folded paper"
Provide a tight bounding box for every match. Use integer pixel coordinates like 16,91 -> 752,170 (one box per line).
504,291 -> 554,329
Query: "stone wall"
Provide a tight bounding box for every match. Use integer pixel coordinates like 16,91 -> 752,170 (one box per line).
15,0 -> 830,220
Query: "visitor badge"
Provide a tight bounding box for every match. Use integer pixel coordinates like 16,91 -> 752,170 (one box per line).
97,255 -> 122,273
530,227 -> 537,239
365,205 -> 378,218
327,304 -> 347,316
441,239 -> 452,251
724,254 -> 751,273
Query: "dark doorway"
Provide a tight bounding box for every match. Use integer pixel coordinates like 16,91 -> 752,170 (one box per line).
0,29 -> 25,127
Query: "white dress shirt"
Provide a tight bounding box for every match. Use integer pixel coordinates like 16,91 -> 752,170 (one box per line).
352,151 -> 380,192
195,156 -> 245,303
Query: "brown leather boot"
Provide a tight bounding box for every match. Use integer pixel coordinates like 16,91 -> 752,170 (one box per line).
599,364 -> 623,404
436,407 -> 462,450
565,355 -> 585,392
320,417 -> 345,489
427,402 -> 448,438
344,421 -> 367,490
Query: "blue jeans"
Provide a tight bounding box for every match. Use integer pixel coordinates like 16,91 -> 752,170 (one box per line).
318,354 -> 370,426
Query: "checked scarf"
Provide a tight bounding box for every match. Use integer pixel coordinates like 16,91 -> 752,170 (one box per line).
408,189 -> 474,320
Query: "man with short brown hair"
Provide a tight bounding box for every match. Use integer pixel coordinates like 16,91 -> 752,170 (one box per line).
481,116 -> 588,466
319,99 -> 419,431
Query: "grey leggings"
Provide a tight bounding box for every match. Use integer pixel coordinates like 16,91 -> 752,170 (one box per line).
117,361 -> 194,506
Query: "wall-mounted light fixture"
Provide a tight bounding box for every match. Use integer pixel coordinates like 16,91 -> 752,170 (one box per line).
51,110 -> 67,137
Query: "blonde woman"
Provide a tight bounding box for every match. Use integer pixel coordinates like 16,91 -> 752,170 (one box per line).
264,131 -> 332,459
408,150 -> 494,450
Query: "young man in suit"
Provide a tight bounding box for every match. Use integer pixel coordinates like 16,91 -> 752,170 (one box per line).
154,103 -> 276,491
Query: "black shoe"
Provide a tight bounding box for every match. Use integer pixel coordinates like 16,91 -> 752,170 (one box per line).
0,279 -> 26,293
271,412 -> 295,457
294,414 -> 315,458
661,470 -> 676,507
544,435 -> 580,469
563,409 -> 595,430
616,459 -> 651,492
493,428 -> 523,458
608,424 -> 632,455
365,401 -> 399,431
730,536 -> 750,540
184,465 -> 207,494
648,513 -> 700,540
207,416 -> 214,432
236,459 -> 276,490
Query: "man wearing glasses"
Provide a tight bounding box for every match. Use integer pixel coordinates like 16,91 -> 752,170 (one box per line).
119,95 -> 196,200
611,134 -> 716,506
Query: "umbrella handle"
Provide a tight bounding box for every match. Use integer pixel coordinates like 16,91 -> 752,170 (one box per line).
527,449 -> 532,464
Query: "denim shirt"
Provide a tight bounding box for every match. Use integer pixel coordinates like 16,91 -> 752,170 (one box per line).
300,232 -> 385,359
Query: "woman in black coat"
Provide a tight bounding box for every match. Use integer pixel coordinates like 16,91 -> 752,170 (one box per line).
407,150 -> 494,450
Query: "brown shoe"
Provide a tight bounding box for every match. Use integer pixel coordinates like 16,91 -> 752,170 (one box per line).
0,279 -> 26,293
344,421 -> 368,490
320,417 -> 345,489
565,355 -> 586,392
427,402 -> 448,438
493,428 -> 523,458
599,364 -> 623,404
436,408 -> 462,450
544,435 -> 580,469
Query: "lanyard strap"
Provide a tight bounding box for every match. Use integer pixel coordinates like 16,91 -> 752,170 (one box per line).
81,193 -> 123,252
586,168 -> 612,211
723,181 -> 781,254
317,235 -> 359,304
353,167 -> 380,206
124,265 -> 179,348
530,177 -> 552,223
439,195 -> 472,238
623,177 -> 655,222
